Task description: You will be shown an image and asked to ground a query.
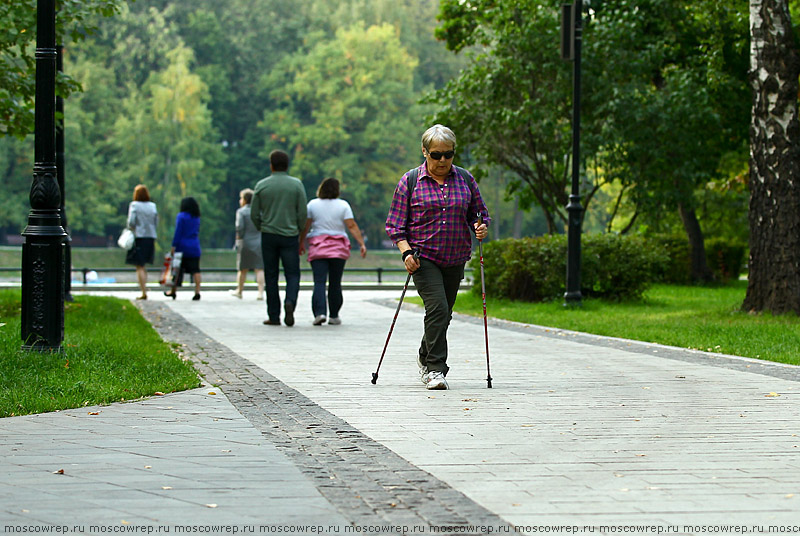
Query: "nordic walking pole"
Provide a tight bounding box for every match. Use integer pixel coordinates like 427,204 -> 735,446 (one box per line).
372,250 -> 419,385
477,212 -> 492,388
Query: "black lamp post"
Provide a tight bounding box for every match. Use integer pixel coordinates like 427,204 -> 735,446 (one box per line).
21,0 -> 66,350
56,44 -> 74,302
561,0 -> 584,306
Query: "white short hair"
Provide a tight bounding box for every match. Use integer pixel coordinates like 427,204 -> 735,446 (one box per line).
421,124 -> 456,151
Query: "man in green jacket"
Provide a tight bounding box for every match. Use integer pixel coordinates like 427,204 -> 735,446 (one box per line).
251,150 -> 308,326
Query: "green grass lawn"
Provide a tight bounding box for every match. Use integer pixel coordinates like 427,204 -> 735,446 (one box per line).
0,290 -> 200,417
412,280 -> 800,366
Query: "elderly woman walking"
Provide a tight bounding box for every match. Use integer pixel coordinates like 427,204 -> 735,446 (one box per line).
230,188 -> 265,300
385,124 -> 490,390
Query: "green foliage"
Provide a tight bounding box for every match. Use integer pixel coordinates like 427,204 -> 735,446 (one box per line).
0,290 -> 200,417
471,234 -> 666,302
0,136 -> 33,231
0,0 -> 122,139
580,234 -> 668,300
109,45 -> 226,245
586,0 -> 750,225
430,0 -> 750,248
475,236 -> 567,302
646,234 -> 692,284
429,0 -> 575,233
705,237 -> 746,282
0,0 -> 463,249
263,22 -> 426,245
645,233 -> 746,283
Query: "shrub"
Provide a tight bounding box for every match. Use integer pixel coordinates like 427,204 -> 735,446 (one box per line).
471,234 -> 667,302
581,234 -> 668,300
646,234 -> 692,284
705,237 -> 746,282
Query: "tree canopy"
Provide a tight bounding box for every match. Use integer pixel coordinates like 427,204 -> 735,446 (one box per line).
0,0 -> 788,271
0,0 -> 121,139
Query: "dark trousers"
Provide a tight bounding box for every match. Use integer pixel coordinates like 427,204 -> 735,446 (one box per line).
260,233 -> 300,322
411,259 -> 465,376
310,258 -> 346,318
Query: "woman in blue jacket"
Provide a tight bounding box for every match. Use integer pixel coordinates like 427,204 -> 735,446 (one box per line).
165,197 -> 202,300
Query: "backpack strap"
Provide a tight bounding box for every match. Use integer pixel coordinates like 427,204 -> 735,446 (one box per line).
406,167 -> 419,215
405,167 -> 420,230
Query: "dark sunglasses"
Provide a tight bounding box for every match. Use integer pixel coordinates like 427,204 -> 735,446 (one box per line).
428,150 -> 455,160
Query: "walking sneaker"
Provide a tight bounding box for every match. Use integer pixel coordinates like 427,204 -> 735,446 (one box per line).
229,290 -> 242,299
313,315 -> 326,326
417,355 -> 428,385
426,371 -> 448,390
327,317 -> 341,325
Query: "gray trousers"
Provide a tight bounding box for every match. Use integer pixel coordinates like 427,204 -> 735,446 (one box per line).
412,258 -> 465,376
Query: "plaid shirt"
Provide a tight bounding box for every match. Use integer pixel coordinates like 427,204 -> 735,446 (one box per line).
385,162 -> 491,267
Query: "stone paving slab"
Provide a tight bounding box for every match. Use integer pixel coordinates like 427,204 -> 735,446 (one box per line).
149,290 -> 800,528
0,387 -> 350,532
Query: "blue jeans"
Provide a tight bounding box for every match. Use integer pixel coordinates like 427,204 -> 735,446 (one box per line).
260,233 -> 300,322
310,258 -> 347,318
411,259 -> 465,375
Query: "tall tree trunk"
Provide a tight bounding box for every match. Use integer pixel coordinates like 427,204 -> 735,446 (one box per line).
743,0 -> 800,314
678,202 -> 713,282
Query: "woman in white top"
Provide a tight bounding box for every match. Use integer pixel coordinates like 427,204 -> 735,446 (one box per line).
299,178 -> 367,325
126,184 -> 158,300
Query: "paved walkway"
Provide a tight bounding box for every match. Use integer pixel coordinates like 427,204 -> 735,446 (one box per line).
2,288 -> 800,535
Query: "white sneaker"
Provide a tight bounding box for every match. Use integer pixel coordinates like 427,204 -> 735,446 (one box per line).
229,290 -> 242,299
417,356 -> 428,385
327,317 -> 341,325
426,371 -> 448,390
312,315 -> 326,326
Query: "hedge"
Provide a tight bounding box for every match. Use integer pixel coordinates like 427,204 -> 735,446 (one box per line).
646,234 -> 747,283
470,234 -> 667,302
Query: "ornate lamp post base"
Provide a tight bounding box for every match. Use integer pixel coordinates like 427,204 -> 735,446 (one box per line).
21,209 -> 66,351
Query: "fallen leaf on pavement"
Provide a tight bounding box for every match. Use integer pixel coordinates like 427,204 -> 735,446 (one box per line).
765,392 -> 781,397
53,469 -> 65,474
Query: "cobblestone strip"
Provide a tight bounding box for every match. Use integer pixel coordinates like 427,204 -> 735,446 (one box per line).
140,301 -> 511,534
373,298 -> 800,384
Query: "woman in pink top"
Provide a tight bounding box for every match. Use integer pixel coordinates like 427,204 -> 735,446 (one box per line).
299,178 -> 367,326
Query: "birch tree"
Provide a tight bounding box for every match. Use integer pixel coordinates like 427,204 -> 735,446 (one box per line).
742,0 -> 800,313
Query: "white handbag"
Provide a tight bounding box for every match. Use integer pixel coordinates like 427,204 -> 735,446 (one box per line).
117,228 -> 135,250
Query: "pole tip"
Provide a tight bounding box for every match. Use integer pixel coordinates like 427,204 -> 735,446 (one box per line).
487,376 -> 492,388
371,373 -> 378,385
